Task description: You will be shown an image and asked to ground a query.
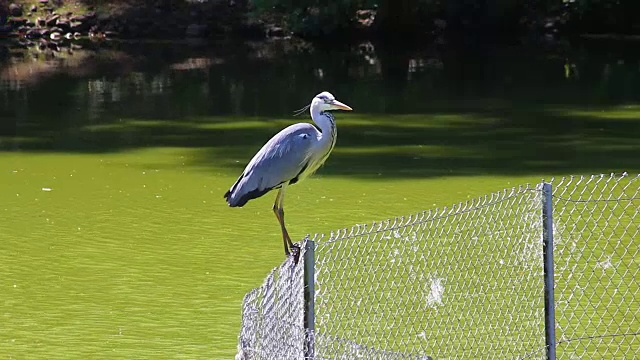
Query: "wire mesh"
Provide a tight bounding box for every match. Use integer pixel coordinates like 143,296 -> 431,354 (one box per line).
313,184 -> 547,359
235,173 -> 639,360
551,173 -> 640,359
235,241 -> 310,360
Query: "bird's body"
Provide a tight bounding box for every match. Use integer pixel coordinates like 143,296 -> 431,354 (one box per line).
224,91 -> 352,261
224,119 -> 335,207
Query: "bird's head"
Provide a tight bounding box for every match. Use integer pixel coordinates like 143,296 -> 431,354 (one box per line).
311,91 -> 353,112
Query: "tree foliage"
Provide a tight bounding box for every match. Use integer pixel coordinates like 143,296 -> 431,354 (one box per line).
249,0 -> 362,36
250,0 -> 640,38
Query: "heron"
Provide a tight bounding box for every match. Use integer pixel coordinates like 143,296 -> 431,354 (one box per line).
224,91 -> 352,261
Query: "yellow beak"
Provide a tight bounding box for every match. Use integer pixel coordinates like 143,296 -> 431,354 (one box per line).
331,100 -> 353,111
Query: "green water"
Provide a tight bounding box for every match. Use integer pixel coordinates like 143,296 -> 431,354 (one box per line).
1,37 -> 639,359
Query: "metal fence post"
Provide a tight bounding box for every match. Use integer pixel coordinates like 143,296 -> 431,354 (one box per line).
542,182 -> 557,360
304,238 -> 316,359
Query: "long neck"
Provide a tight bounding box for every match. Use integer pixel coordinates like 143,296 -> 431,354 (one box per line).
308,106 -> 338,169
311,108 -> 335,137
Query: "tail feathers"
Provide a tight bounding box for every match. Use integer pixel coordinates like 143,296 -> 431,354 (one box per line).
225,186 -> 271,207
223,189 -> 233,203
224,175 -> 272,207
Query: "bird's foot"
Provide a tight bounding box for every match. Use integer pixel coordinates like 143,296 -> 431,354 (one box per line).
290,243 -> 301,264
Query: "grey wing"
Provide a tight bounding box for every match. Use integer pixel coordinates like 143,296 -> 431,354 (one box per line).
224,123 -> 319,207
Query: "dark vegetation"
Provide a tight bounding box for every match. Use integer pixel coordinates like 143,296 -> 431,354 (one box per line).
0,0 -> 259,40
1,0 -> 639,41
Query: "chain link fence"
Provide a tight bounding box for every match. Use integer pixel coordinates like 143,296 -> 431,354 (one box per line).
552,175 -> 639,359
235,249 -> 311,360
236,173 -> 639,359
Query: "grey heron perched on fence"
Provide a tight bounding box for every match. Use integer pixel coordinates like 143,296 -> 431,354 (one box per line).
224,91 -> 352,261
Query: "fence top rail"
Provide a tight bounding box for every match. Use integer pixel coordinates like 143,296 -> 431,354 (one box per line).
545,171 -> 638,188
312,183 -> 537,245
549,172 -> 640,203
310,172 -> 639,245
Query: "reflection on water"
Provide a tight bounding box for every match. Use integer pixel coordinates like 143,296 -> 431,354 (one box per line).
2,37 -> 639,130
1,37 -> 640,175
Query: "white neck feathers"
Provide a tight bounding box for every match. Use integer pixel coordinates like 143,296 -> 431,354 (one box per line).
311,108 -> 335,136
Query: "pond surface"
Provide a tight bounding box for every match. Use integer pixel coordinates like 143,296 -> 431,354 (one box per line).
0,36 -> 639,359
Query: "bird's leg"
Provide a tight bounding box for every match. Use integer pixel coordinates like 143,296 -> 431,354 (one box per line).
279,205 -> 301,264
273,187 -> 299,262
273,204 -> 289,256
273,188 -> 293,256
278,204 -> 300,256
